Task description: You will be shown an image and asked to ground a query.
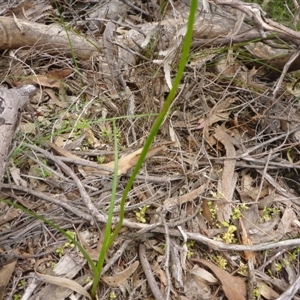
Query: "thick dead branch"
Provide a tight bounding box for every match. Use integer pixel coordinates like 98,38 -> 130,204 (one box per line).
0,17 -> 99,59
121,2 -> 300,81
208,0 -> 300,79
0,85 -> 36,186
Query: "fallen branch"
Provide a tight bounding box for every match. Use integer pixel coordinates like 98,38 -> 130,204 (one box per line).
0,17 -> 99,59
0,85 -> 36,185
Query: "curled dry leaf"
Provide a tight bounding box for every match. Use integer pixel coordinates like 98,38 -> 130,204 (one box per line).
34,254 -> 89,299
192,258 -> 246,300
189,265 -> 218,285
214,126 -> 237,223
35,268 -> 92,300
101,261 -> 139,287
77,230 -> 102,261
163,183 -> 207,210
240,219 -> 256,264
47,68 -> 73,80
0,259 -> 17,299
9,166 -> 27,187
48,140 -> 175,176
102,142 -> 176,176
184,272 -> 211,300
23,75 -> 62,88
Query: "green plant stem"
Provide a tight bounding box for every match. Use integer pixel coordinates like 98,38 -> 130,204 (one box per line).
109,0 -> 198,247
90,119 -> 119,298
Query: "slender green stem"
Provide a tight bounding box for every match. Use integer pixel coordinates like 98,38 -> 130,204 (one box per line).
110,0 -> 198,244
90,119 -> 119,298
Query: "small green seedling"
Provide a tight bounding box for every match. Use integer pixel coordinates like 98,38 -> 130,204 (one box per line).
214,255 -> 227,270
136,205 -> 149,223
220,222 -> 237,244
109,291 -> 117,299
253,287 -> 261,299
232,204 -> 248,220
96,156 -> 106,164
18,279 -> 27,288
56,230 -> 76,257
13,294 -> 22,300
261,206 -> 280,222
186,240 -> 195,258
275,262 -> 283,272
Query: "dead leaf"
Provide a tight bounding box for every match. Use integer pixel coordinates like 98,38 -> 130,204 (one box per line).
44,88 -> 68,108
169,124 -> 180,144
155,268 -> 168,286
0,259 -> 17,299
156,29 -> 185,90
184,271 -> 211,300
48,141 -> 90,161
163,183 -> 207,210
201,199 -> 213,223
19,122 -> 36,134
0,208 -> 20,226
192,258 -> 246,300
48,141 -> 174,176
214,126 -> 237,223
203,98 -> 233,147
9,165 -> 27,187
102,261 -> 139,287
189,265 -> 218,285
240,219 -> 256,264
77,230 -> 102,261
35,262 -> 92,300
47,68 -> 73,80
26,75 -> 61,88
279,206 -> 294,235
103,142 -> 175,176
241,172 -> 269,201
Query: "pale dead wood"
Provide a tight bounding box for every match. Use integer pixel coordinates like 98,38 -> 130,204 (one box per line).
0,17 -> 99,59
0,85 -> 35,186
139,243 -> 165,300
274,274 -> 300,300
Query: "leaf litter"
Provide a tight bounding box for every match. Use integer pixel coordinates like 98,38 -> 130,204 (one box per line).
1,0 -> 300,299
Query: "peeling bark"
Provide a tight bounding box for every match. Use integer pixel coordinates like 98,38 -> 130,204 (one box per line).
0,85 -> 36,186
0,17 -> 99,59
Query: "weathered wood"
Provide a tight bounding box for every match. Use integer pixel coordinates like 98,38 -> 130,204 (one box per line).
0,85 -> 36,186
0,17 -> 99,59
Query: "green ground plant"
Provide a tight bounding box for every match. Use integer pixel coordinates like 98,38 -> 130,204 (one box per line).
186,240 -> 195,258
136,205 -> 149,223
55,230 -> 76,257
13,294 -> 22,300
261,206 -> 280,222
214,255 -> 228,269
220,223 -> 237,244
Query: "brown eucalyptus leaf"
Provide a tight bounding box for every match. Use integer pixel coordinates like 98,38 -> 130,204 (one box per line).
35,270 -> 92,300
102,261 -> 139,287
192,259 -> 246,300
